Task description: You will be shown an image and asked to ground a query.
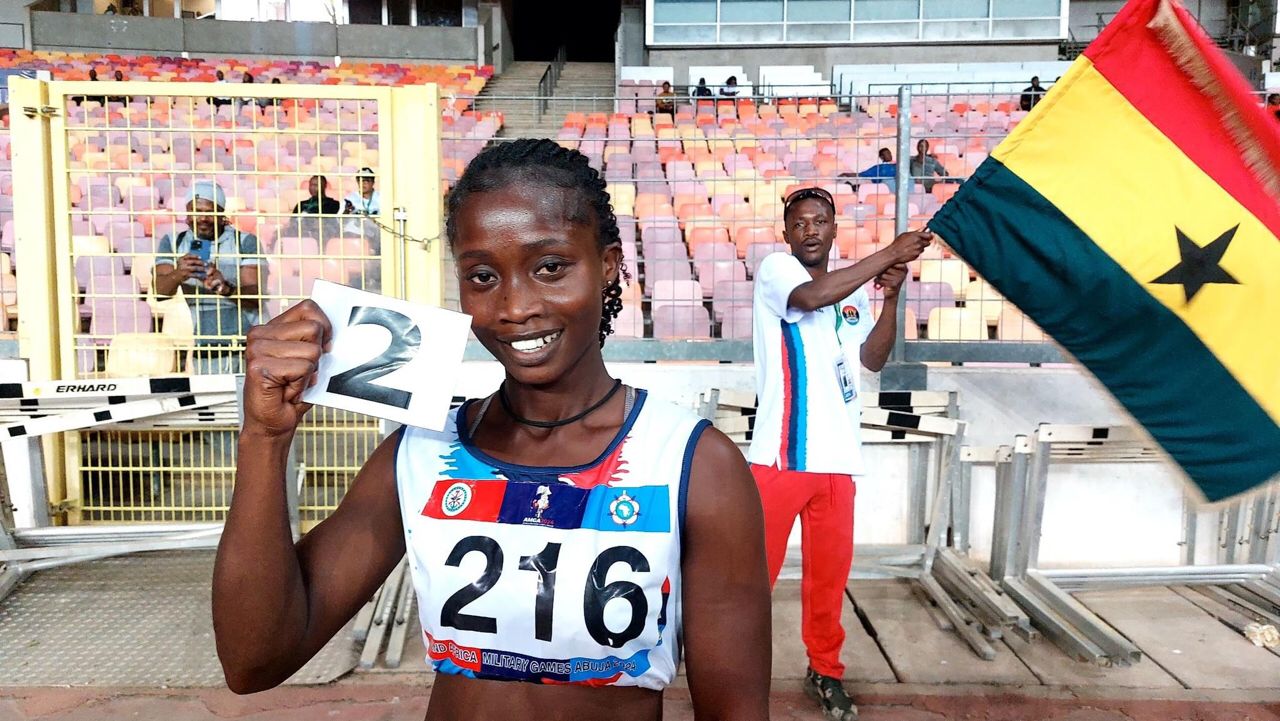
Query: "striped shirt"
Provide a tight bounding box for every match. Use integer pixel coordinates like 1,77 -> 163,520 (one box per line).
747,252 -> 873,475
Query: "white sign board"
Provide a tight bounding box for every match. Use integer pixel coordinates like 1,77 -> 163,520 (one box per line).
302,280 -> 471,431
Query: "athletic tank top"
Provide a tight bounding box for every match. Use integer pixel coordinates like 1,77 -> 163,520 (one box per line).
395,388 -> 711,690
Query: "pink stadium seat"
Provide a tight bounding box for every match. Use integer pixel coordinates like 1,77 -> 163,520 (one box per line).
746,242 -> 788,276
712,279 -> 753,321
694,260 -> 747,297
651,303 -> 712,339
650,279 -> 704,304
719,305 -> 754,339
74,255 -> 126,291
613,304 -> 644,338
88,298 -> 153,343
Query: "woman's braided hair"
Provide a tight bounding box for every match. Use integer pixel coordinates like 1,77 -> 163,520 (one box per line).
445,139 -> 631,347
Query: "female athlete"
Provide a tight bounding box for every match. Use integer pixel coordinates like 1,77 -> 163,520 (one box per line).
212,139 -> 772,720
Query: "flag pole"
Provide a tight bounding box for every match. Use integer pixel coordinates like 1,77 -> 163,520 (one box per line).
893,83 -> 912,363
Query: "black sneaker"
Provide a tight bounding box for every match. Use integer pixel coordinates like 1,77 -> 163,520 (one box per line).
803,667 -> 859,720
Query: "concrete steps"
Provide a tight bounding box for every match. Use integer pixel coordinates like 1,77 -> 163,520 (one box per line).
475,61 -> 616,139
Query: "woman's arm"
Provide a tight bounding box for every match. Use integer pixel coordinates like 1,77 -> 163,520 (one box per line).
212,301 -> 406,694
681,426 -> 771,720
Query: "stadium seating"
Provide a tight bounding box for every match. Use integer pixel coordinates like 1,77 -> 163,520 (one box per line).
0,47 -> 1045,348
0,49 -> 499,359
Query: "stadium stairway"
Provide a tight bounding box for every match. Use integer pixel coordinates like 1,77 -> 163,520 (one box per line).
474,60 -> 553,137
476,61 -> 615,138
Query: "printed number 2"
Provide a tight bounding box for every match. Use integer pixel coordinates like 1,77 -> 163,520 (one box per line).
440,537 -> 648,648
325,305 -> 421,409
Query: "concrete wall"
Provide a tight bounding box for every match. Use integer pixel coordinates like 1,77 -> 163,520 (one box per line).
620,5 -> 645,67
337,23 -> 478,61
1069,0 -> 1231,41
33,11 -> 182,52
29,11 -> 478,61
183,19 -> 336,57
478,2 -> 511,73
648,43 -> 1060,87
0,2 -> 34,49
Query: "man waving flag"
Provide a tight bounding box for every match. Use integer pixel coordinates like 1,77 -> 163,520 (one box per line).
929,0 -> 1280,502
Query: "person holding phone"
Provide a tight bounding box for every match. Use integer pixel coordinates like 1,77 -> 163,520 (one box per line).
153,180 -> 263,374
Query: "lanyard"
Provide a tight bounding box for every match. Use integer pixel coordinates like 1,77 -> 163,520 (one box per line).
831,305 -> 845,348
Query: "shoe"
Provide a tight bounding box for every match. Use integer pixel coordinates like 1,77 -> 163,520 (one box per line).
803,666 -> 859,720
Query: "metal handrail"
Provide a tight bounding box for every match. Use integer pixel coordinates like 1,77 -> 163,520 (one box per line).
534,45 -> 568,122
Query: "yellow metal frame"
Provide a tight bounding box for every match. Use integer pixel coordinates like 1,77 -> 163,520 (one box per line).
9,77 -> 70,522
19,79 -> 443,525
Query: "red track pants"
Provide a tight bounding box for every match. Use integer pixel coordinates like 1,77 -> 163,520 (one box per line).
750,463 -> 856,678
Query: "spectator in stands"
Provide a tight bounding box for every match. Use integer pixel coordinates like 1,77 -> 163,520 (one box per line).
656,81 -> 676,116
259,77 -> 282,109
121,0 -> 143,15
75,68 -> 102,106
694,77 -> 714,97
236,72 -> 259,112
751,185 -> 931,721
910,139 -> 953,193
1020,76 -> 1046,112
291,175 -> 342,241
1267,93 -> 1280,121
343,167 -> 380,220
839,147 -> 897,194
106,70 -> 129,105
720,75 -> 740,97
153,181 -> 263,374
211,69 -> 232,111
293,175 -> 342,216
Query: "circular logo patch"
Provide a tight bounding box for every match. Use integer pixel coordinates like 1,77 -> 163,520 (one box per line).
609,491 -> 640,526
441,482 -> 473,517
841,305 -> 860,324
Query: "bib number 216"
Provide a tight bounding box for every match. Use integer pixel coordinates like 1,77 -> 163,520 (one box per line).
440,535 -> 650,648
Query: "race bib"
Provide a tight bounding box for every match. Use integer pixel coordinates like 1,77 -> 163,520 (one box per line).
414,479 -> 679,685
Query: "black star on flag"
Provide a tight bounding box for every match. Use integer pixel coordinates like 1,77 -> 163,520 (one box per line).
1150,225 -> 1241,302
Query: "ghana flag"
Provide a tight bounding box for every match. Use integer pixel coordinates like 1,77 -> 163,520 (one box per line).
929,0 -> 1280,502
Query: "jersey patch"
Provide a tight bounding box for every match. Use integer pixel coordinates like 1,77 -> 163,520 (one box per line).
422,479 -> 671,533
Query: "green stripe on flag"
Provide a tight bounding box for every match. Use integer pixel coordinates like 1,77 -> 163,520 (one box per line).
930,158 -> 1280,501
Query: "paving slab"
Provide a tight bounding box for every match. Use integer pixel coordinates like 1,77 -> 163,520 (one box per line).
1002,633 -> 1181,689
848,580 -> 1038,686
0,552 -> 357,687
770,579 -> 897,683
1076,586 -> 1280,690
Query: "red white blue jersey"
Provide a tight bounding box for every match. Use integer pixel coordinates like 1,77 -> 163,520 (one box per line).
395,389 -> 710,690
747,252 -> 874,475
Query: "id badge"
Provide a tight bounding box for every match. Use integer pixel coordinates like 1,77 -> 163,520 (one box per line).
836,357 -> 855,403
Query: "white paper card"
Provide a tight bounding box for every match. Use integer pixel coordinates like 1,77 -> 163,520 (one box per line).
302,280 -> 471,431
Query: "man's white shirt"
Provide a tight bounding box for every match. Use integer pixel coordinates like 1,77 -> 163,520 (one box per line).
747,252 -> 875,476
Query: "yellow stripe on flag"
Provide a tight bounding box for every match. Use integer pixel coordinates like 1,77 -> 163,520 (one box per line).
993,57 -> 1280,424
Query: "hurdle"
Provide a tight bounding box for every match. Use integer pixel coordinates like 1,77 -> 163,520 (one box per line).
703,388 -> 1031,659
0,373 -> 308,604
983,423 -> 1280,666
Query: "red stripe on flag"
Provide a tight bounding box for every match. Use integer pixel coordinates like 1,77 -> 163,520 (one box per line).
421,479 -> 505,522
1082,0 -> 1280,239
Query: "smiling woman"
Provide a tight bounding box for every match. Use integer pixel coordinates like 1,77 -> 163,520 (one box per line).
213,139 -> 772,721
